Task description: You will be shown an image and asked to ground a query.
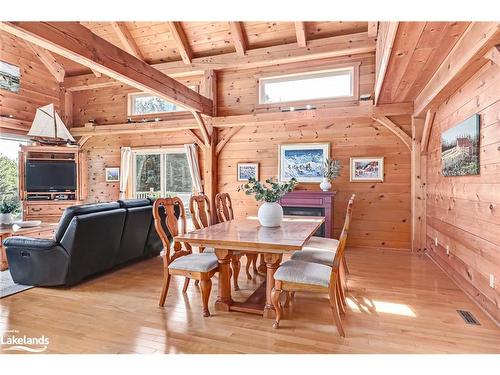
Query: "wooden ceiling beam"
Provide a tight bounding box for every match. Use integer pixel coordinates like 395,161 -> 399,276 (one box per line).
294,22 -> 307,47
420,109 -> 436,154
192,111 -> 211,146
228,22 -> 247,56
0,22 -> 213,116
414,22 -> 500,117
372,116 -> 412,150
110,22 -> 144,60
374,22 -> 399,105
484,44 -> 500,66
63,32 -> 376,91
367,22 -> 378,38
168,22 -> 193,64
25,41 -> 65,82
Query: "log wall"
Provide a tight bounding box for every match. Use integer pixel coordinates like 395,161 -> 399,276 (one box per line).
0,31 -> 61,136
425,60 -> 500,322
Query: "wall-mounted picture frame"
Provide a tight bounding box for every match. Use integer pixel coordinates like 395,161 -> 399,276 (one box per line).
0,60 -> 20,93
350,157 -> 384,182
278,143 -> 329,183
237,163 -> 259,181
105,167 -> 120,182
441,114 -> 480,177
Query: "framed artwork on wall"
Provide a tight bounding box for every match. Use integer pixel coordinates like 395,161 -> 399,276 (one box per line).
441,114 -> 480,177
350,157 -> 384,182
0,60 -> 20,93
278,143 -> 329,182
237,163 -> 259,181
105,167 -> 120,182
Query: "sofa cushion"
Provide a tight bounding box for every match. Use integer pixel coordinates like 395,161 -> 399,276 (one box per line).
55,202 -> 121,242
168,253 -> 218,272
116,205 -> 152,264
118,199 -> 151,209
274,260 -> 331,287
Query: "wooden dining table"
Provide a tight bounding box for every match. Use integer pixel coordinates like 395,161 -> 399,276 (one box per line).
175,215 -> 324,318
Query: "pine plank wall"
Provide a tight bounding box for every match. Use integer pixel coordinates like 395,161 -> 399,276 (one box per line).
425,60 -> 500,322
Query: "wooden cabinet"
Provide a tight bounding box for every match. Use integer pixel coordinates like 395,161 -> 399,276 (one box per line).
19,145 -> 87,222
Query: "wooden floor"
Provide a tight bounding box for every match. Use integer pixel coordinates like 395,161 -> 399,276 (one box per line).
1,248 -> 499,354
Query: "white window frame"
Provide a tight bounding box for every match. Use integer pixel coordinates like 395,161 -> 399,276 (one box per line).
258,65 -> 358,105
127,85 -> 199,116
131,147 -> 193,200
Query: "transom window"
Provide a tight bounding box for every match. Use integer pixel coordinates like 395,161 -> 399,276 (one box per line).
128,86 -> 197,116
132,148 -> 193,207
259,67 -> 355,105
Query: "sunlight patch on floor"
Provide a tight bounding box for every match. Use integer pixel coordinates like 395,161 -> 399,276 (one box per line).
347,297 -> 416,317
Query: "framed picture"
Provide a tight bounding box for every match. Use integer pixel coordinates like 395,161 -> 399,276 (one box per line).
0,60 -> 20,93
105,167 -> 120,182
350,157 -> 384,182
441,114 -> 480,177
237,163 -> 259,181
278,143 -> 329,183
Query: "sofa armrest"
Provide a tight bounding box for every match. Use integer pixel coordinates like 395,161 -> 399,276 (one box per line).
3,236 -> 59,250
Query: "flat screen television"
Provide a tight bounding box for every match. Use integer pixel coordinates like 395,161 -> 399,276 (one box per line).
26,161 -> 77,192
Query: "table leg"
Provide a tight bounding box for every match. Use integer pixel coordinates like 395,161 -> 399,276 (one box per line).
215,249 -> 232,311
263,253 -> 283,319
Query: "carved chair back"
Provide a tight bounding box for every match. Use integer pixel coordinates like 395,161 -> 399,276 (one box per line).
329,197 -> 354,285
189,194 -> 212,230
153,197 -> 191,264
215,192 -> 234,222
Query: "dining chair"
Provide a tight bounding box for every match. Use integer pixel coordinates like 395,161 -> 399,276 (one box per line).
215,192 -> 259,282
190,194 -> 243,290
153,197 -> 218,317
270,218 -> 350,337
285,194 -> 354,308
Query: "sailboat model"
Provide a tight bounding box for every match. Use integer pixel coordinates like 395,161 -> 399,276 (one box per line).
28,103 -> 75,145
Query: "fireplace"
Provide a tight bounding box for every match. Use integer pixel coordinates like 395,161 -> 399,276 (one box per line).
280,191 -> 335,238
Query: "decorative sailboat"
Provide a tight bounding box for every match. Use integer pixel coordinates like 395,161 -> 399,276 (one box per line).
28,103 -> 75,145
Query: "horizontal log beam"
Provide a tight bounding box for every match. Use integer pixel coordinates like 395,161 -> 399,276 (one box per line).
0,22 -> 213,116
69,102 -> 413,140
62,32 -> 376,91
414,22 -> 500,117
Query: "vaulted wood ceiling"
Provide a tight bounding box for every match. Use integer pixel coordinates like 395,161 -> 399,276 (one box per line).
377,22 -> 471,104
55,21 -> 369,76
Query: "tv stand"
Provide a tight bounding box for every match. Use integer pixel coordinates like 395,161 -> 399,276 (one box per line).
19,145 -> 87,223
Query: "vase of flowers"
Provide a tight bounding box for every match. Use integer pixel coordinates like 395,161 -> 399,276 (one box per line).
319,158 -> 341,192
238,177 -> 298,227
0,194 -> 20,227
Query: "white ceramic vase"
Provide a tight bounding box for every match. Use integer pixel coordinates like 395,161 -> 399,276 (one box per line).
258,202 -> 283,227
0,213 -> 14,226
319,177 -> 332,192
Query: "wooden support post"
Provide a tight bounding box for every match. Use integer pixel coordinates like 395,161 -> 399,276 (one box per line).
203,129 -> 218,223
59,85 -> 73,128
411,117 -> 427,253
201,69 -> 218,118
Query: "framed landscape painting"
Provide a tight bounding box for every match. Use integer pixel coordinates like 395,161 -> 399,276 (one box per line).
105,167 -> 120,182
350,157 -> 384,182
278,143 -> 329,183
237,163 -> 259,181
441,114 -> 480,177
0,60 -> 20,93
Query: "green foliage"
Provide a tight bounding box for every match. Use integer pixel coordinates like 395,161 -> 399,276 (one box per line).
320,158 -> 341,181
0,194 -> 20,214
0,154 -> 18,196
238,177 -> 298,203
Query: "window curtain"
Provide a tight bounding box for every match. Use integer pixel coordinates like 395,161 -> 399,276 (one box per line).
119,146 -> 132,199
184,144 -> 203,194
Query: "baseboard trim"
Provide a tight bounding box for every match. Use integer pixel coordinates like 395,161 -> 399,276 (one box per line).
426,251 -> 500,327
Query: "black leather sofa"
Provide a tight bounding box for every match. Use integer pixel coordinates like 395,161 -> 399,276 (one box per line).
3,199 -> 162,287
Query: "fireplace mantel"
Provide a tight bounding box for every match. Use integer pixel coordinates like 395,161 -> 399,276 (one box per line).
280,190 -> 336,238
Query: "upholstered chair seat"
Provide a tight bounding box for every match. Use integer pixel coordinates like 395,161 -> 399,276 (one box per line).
274,260 -> 332,288
290,237 -> 339,266
169,252 -> 218,272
